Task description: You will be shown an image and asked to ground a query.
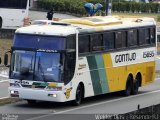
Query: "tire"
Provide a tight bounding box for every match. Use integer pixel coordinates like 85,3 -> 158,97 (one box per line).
123,76 -> 132,96
0,18 -> 2,28
131,79 -> 139,95
72,85 -> 83,106
27,100 -> 36,105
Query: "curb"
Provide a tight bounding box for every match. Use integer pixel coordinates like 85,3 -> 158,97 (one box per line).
0,97 -> 21,106
0,97 -> 9,100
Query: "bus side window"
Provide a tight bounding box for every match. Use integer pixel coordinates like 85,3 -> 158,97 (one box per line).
64,52 -> 76,85
145,28 -> 150,44
104,32 -> 114,50
115,31 -> 127,49
150,28 -> 155,44
128,30 -> 138,47
139,28 -> 150,45
91,34 -> 103,52
78,35 -> 90,54
66,35 -> 76,49
158,35 -> 160,42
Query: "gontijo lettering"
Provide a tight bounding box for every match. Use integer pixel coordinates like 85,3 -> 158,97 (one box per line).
115,53 -> 136,63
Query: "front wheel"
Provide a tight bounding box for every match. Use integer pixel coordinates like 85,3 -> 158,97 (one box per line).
72,85 -> 83,106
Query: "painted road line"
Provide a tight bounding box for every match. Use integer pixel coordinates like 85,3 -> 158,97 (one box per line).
0,97 -> 9,100
0,74 -> 8,78
27,89 -> 160,120
0,80 -> 9,83
54,89 -> 160,114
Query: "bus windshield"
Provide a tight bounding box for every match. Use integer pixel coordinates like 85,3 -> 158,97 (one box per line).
10,50 -> 63,82
0,0 -> 28,9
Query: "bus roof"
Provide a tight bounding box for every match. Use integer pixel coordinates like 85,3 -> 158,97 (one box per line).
61,16 -> 156,33
16,16 -> 156,36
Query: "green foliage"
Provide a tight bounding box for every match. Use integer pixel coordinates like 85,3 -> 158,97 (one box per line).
37,0 -> 160,15
157,15 -> 160,22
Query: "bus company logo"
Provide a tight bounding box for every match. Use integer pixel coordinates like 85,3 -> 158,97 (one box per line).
115,52 -> 136,63
78,64 -> 86,70
64,87 -> 72,99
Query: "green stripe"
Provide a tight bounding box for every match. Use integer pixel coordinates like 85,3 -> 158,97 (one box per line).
87,55 -> 102,95
95,55 -> 109,93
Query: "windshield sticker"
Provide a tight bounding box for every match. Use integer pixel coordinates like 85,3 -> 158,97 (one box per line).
47,68 -> 53,72
37,49 -> 58,53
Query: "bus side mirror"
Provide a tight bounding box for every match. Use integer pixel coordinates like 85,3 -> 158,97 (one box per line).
4,51 -> 11,67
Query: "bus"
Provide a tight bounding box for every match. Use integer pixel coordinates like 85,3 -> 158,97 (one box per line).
0,0 -> 29,29
5,16 -> 156,105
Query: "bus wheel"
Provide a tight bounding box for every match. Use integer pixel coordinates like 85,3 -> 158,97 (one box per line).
123,76 -> 132,96
0,18 -> 2,28
27,100 -> 36,105
72,85 -> 83,106
131,79 -> 139,95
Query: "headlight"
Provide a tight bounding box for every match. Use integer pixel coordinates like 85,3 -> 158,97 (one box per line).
10,83 -> 21,88
46,86 -> 62,91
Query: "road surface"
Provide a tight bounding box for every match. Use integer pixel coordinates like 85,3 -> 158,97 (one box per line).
0,80 -> 9,98
28,10 -> 77,22
0,78 -> 160,120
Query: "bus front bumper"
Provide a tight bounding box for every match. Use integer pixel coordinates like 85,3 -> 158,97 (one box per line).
8,87 -> 66,102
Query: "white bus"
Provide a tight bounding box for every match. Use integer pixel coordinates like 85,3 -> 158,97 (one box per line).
5,16 -> 156,105
0,0 -> 29,29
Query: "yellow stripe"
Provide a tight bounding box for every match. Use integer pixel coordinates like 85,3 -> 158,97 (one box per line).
48,83 -> 58,87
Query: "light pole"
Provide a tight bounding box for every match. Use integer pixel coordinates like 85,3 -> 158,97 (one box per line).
105,0 -> 112,16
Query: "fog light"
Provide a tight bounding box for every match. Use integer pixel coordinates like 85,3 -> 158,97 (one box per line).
10,90 -> 19,94
48,93 -> 57,98
10,90 -> 15,94
10,90 -> 19,97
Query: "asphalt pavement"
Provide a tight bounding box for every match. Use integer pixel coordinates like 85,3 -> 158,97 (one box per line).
0,78 -> 159,120
28,10 -> 77,22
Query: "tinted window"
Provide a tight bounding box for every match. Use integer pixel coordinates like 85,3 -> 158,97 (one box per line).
64,52 -> 76,85
104,32 -> 114,50
150,28 -> 155,44
91,34 -> 103,51
79,35 -> 90,53
139,28 -> 150,45
14,34 -> 65,50
0,0 -> 28,9
145,29 -> 150,44
66,35 -> 76,49
128,30 -> 138,47
115,31 -> 127,49
158,35 -> 160,42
